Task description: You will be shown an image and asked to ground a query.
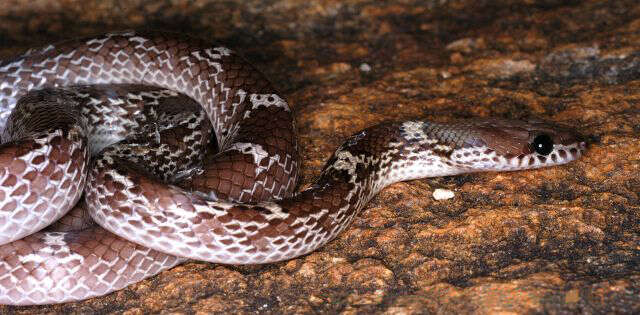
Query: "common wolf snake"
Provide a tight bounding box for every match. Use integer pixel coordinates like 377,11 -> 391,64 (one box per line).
0,31 -> 586,305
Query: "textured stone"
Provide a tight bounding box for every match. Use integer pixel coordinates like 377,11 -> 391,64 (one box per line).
0,0 -> 639,313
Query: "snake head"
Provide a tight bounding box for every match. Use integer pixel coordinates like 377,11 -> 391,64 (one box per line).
447,118 -> 587,171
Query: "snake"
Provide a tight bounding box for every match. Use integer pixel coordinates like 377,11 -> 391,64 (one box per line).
0,31 -> 587,305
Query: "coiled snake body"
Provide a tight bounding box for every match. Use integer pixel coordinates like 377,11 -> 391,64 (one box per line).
0,31 -> 586,305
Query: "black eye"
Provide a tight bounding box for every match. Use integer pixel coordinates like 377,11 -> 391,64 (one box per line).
532,134 -> 553,155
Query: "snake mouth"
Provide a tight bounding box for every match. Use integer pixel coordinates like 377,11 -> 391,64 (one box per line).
533,141 -> 586,168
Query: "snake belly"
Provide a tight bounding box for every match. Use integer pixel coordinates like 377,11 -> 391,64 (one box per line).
0,31 -> 587,305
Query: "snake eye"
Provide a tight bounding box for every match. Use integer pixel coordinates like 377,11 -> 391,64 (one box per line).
532,134 -> 553,155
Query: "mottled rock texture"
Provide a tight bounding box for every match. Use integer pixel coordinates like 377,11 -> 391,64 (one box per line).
1,0 -> 639,313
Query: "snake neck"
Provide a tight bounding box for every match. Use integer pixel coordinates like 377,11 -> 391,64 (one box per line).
314,122 -> 463,203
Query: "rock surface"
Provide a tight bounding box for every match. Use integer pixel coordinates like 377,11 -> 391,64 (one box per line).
1,0 -> 639,313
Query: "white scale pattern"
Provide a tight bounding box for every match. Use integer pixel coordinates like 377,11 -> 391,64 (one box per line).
0,32 -> 586,305
0,130 -> 87,244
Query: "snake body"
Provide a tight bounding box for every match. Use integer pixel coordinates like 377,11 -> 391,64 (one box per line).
0,31 -> 586,305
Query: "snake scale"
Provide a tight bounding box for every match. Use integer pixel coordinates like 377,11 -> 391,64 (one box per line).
0,31 -> 586,305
